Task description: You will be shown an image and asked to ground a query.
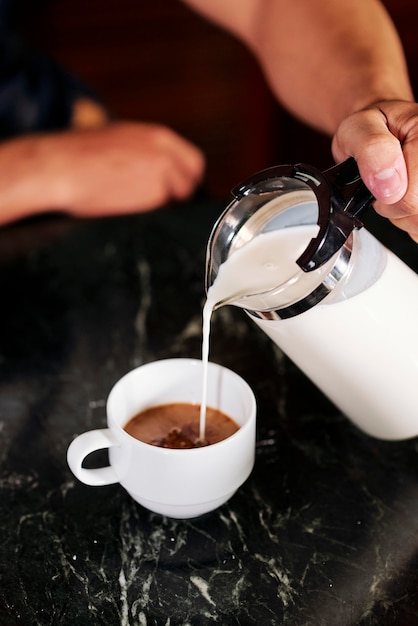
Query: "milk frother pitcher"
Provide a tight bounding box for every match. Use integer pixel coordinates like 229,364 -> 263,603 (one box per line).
205,158 -> 418,440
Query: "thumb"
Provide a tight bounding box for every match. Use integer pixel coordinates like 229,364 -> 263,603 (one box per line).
332,107 -> 408,204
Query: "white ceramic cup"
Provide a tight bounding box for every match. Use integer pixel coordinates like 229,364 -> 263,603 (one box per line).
67,358 -> 257,519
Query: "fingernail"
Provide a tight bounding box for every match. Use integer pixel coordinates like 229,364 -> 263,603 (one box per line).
373,168 -> 403,199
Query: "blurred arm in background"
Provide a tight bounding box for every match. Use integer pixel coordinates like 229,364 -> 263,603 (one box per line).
0,0 -> 204,225
1,0 -> 418,241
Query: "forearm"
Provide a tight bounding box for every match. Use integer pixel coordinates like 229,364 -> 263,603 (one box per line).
0,121 -> 205,226
0,134 -> 68,225
184,0 -> 413,134
0,96 -> 110,226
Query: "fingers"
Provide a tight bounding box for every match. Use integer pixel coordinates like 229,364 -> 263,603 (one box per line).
332,100 -> 418,240
51,121 -> 207,216
332,104 -> 408,205
157,127 -> 205,200
387,213 -> 418,243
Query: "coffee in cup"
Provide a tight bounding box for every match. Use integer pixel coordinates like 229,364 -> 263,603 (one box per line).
124,402 -> 239,448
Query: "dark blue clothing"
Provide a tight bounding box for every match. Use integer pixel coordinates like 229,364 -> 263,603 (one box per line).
0,0 -> 104,139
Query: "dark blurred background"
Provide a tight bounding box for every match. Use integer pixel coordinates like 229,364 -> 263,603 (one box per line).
21,0 -> 418,200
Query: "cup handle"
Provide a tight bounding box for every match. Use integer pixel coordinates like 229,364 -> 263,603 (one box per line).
67,429 -> 120,486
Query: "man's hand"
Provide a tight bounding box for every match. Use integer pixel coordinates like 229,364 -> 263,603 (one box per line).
48,121 -> 206,217
0,121 -> 205,224
332,100 -> 418,242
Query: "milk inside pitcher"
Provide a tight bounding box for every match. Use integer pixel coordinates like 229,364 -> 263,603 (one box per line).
205,169 -> 418,440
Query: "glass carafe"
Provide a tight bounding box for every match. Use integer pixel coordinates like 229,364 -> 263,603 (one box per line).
205,163 -> 418,440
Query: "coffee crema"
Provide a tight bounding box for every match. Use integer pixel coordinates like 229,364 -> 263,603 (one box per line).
124,402 -> 239,449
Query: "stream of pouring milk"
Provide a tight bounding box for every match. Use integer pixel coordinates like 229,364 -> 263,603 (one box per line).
200,224 -> 418,441
199,224 -> 317,440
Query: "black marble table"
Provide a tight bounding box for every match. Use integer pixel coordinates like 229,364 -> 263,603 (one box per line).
0,196 -> 418,626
